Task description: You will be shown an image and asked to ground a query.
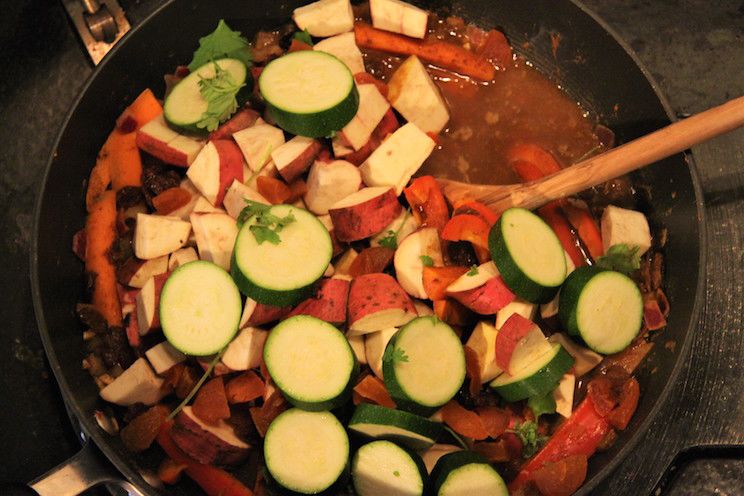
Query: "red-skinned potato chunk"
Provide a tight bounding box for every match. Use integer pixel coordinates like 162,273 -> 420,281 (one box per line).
347,273 -> 417,334
329,187 -> 402,242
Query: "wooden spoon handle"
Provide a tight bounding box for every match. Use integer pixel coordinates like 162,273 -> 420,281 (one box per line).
509,95 -> 744,210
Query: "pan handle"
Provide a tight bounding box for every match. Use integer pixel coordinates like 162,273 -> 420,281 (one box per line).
27,441 -> 147,496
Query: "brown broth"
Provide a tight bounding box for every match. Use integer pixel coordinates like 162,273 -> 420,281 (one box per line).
361,21 -> 601,185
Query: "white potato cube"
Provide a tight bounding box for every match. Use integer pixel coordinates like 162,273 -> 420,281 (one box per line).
99,358 -> 166,406
370,0 -> 428,39
601,205 -> 652,255
388,55 -> 449,134
293,0 -> 354,37
233,124 -> 285,172
134,213 -> 191,260
314,32 -> 365,74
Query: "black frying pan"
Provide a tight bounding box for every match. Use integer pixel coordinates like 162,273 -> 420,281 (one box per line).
29,0 -> 706,494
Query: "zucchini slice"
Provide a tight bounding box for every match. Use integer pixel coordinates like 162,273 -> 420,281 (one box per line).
430,451 -> 508,496
352,440 -> 428,496
231,204 -> 332,306
164,58 -> 249,133
559,266 -> 643,354
159,261 -> 242,356
383,317 -> 466,416
348,403 -> 444,451
489,207 -> 567,303
264,315 -> 358,411
264,408 -> 349,494
259,51 -> 359,137
489,343 -> 574,402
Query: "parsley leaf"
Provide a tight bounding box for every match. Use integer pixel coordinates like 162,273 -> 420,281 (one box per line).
196,62 -> 246,131
595,243 -> 642,275
420,255 -> 434,267
292,29 -> 313,46
509,421 -> 548,459
383,346 -> 409,364
237,200 -> 295,245
467,264 -> 479,276
527,393 -> 556,421
378,230 -> 398,250
189,20 -> 253,71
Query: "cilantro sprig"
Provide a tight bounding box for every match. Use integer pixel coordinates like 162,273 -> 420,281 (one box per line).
189,20 -> 253,71
237,200 -> 296,245
420,255 -> 434,267
595,243 -> 642,275
509,421 -> 548,459
378,210 -> 411,250
467,264 -> 479,276
196,62 -> 246,132
292,29 -> 313,46
383,346 -> 409,364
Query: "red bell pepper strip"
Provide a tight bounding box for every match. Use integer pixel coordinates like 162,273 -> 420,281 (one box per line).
539,204 -> 589,268
562,204 -> 604,259
441,214 -> 490,250
509,396 -> 611,490
452,200 -> 499,226
156,421 -> 254,496
403,176 -> 450,233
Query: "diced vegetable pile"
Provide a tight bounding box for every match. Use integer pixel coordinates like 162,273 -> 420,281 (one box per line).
75,1 -> 670,495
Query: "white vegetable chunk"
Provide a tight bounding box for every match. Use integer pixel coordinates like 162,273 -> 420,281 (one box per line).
293,0 -> 354,37
553,373 -> 576,418
394,227 -> 443,299
347,334 -> 368,365
340,84 -> 390,151
100,358 -> 166,406
127,255 -> 168,288
304,160 -> 362,215
370,0 -> 428,39
145,341 -> 187,375
221,327 -> 268,371
388,55 -> 450,134
168,247 -> 199,271
233,123 -> 285,171
446,261 -> 499,293
222,180 -> 270,219
186,142 -> 222,206
190,212 -> 238,271
364,327 -> 399,379
359,123 -> 436,194
370,209 -> 420,247
464,321 -> 503,383
134,213 -> 191,260
548,333 -> 603,377
601,205 -> 652,255
313,32 -> 365,74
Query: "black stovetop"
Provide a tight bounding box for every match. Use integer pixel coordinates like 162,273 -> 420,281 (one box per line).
0,1 -> 742,494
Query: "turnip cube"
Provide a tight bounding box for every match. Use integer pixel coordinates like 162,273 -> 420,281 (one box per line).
100,358 -> 166,406
293,0 -> 354,37
190,212 -> 238,271
465,321 -> 503,383
388,55 -> 450,134
359,123 -> 435,194
601,205 -> 652,255
233,123 -> 285,172
340,84 -> 391,151
134,213 -> 191,260
370,0 -> 428,39
222,179 -> 270,219
145,341 -> 187,375
168,247 -> 199,271
314,32 -> 365,74
221,327 -> 268,371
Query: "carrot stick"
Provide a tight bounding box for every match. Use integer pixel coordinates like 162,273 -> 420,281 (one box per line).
85,191 -> 122,326
353,375 -> 396,408
354,22 -> 495,81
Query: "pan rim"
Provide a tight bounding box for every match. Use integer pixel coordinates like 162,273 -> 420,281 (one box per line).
29,0 -> 707,494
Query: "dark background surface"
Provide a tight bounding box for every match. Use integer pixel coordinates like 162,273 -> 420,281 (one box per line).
0,0 -> 741,494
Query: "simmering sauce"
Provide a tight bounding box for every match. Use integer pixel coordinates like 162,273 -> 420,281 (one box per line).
361,17 -> 601,185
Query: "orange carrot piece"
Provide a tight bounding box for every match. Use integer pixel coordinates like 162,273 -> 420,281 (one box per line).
152,187 -> 192,215
353,375 -> 396,408
225,371 -> 266,404
192,377 -> 231,425
423,266 -> 469,300
126,88 -> 164,129
256,176 -> 292,204
85,157 -> 111,212
476,406 -> 510,439
354,22 -> 495,81
85,191 -> 122,326
440,400 -> 489,440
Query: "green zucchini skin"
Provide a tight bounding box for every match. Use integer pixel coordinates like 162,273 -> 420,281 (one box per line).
489,209 -> 565,304
230,254 -> 318,306
430,451 -> 508,496
265,84 -> 359,138
558,265 -> 603,338
352,440 -> 429,496
489,345 -> 574,402
348,403 -> 444,450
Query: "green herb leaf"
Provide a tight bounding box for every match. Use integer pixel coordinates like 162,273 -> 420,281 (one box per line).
189,20 -> 253,71
509,421 -> 548,459
378,230 -> 398,250
467,264 -> 479,276
292,29 -> 313,46
238,200 -> 295,244
167,347 -> 227,420
527,393 -> 556,421
383,346 -> 409,364
420,255 -> 434,267
196,62 -> 246,131
595,243 -> 642,275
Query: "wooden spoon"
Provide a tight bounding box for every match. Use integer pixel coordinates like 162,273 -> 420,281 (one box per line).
439,95 -> 744,212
